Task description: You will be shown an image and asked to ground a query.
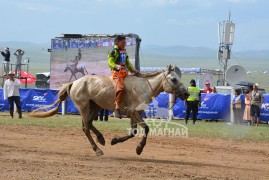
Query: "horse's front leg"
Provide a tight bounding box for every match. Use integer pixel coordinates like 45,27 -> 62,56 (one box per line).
133,111 -> 149,155
69,74 -> 73,82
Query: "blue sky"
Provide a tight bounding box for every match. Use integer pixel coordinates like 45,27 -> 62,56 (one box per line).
0,0 -> 268,51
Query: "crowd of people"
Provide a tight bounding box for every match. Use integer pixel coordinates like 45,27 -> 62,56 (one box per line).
1,47 -> 25,77
233,84 -> 265,126
184,79 -> 267,126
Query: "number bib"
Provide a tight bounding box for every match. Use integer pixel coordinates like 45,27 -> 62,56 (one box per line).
119,50 -> 126,66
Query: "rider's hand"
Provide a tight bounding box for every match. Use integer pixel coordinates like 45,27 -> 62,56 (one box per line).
115,65 -> 123,70
133,69 -> 142,77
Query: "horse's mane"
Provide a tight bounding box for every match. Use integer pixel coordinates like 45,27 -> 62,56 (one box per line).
141,70 -> 164,78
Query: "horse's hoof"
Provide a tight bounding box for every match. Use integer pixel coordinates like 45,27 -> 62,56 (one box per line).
136,146 -> 144,155
96,149 -> 104,156
111,138 -> 118,145
97,134 -> 105,146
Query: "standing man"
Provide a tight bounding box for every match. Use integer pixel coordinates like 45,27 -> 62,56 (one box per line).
250,84 -> 264,126
203,81 -> 213,93
1,47 -> 10,76
4,71 -> 22,119
107,35 -> 140,118
14,49 -> 25,77
100,109 -> 109,121
185,79 -> 201,125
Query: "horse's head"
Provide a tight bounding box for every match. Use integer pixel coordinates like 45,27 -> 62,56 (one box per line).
64,64 -> 69,72
162,65 -> 189,100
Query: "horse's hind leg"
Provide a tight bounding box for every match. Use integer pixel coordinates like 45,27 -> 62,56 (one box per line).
80,103 -> 103,156
111,118 -> 138,145
69,75 -> 73,82
87,101 -> 105,146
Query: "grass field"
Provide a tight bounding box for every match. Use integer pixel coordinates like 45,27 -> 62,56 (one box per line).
1,112 -> 268,142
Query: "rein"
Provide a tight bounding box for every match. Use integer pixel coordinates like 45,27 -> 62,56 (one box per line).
143,70 -> 180,110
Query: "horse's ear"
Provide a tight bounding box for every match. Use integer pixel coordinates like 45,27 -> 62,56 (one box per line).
174,66 -> 182,78
167,64 -> 172,73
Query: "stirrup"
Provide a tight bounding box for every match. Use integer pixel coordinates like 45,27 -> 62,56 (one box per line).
114,109 -> 122,119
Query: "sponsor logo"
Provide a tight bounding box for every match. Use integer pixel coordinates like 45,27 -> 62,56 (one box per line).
32,96 -> 46,102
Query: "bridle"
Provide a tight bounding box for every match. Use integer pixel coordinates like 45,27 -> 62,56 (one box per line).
144,70 -> 183,110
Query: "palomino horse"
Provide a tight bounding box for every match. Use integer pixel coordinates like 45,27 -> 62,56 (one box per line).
64,64 -> 88,82
30,65 -> 189,156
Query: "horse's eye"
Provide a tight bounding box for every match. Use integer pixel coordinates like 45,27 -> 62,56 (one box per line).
171,78 -> 177,83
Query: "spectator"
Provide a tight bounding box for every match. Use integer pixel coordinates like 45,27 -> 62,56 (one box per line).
100,109 -> 109,121
94,109 -> 109,121
250,84 -> 264,126
3,71 -> 22,119
243,86 -> 253,126
185,79 -> 201,125
1,47 -> 10,76
203,82 -> 212,93
232,89 -> 242,124
212,87 -> 217,93
14,49 -> 25,77
64,40 -> 69,51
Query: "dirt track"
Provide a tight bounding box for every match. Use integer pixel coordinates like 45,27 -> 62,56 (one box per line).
1,125 -> 269,180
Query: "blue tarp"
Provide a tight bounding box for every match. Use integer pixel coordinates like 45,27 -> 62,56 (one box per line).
0,88 -> 269,122
173,93 -> 231,120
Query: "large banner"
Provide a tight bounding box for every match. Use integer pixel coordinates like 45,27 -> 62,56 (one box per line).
0,89 -> 9,111
0,89 -> 60,112
173,94 -> 231,120
20,89 -> 60,112
261,94 -> 269,121
50,37 -> 136,90
143,93 -> 169,118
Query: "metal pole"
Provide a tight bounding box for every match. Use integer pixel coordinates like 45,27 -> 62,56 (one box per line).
62,101 -> 66,115
223,58 -> 228,86
230,87 -> 234,123
168,94 -> 174,121
135,37 -> 141,71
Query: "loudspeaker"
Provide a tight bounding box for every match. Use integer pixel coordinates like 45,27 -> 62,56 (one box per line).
36,80 -> 49,89
36,74 -> 50,81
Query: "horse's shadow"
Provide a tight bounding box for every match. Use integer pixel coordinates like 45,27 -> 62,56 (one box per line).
97,156 -> 251,172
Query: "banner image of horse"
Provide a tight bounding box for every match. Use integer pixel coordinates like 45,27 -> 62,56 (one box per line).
64,64 -> 88,82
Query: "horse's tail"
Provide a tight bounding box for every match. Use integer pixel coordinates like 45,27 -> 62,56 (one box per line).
29,82 -> 73,118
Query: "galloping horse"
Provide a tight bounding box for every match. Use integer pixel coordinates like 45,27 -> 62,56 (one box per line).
30,65 -> 189,156
64,64 -> 88,82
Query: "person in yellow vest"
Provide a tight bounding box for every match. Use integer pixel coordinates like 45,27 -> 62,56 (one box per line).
185,79 -> 201,125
